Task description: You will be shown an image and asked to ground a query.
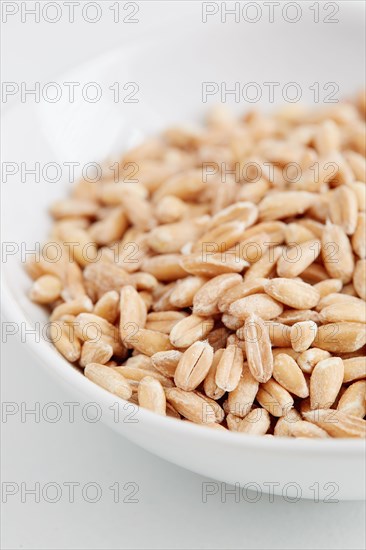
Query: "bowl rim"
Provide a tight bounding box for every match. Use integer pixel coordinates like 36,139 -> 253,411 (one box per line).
2,279 -> 365,455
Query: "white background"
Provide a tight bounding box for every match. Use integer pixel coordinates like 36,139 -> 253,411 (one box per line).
1,2 -> 366,549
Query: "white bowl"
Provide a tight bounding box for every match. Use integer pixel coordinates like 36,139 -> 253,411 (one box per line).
2,1 -> 365,500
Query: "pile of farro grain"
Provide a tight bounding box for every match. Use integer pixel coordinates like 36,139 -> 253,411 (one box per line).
27,93 -> 366,438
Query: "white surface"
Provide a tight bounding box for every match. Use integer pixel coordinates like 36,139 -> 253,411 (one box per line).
1,2 -> 366,548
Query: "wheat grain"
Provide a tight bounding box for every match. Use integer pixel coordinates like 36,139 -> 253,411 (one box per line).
244,314 -> 273,383
310,357 -> 344,409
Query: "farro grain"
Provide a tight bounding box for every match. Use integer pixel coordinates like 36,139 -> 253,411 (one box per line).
337,380 -> 366,418
303,409 -> 366,438
174,341 -> 213,391
85,363 -> 132,400
215,344 -> 244,392
257,379 -> 294,417
138,376 -> 166,415
273,353 -> 309,398
237,408 -> 271,435
290,320 -> 318,352
244,314 -> 273,383
310,357 -> 344,409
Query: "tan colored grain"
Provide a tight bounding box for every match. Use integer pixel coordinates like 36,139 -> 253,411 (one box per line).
238,221 -> 286,245
264,278 -> 320,309
285,222 -> 316,245
114,365 -> 173,388
259,191 -> 317,221
345,150 -> 366,181
154,195 -> 189,223
265,321 -> 292,347
236,178 -> 269,204
244,314 -> 273,383
151,350 -> 183,378
196,391 -> 225,423
215,344 -> 244,392
145,311 -> 188,334
237,408 -> 270,435
347,181 -> 366,211
152,282 -> 178,313
88,207 -> 128,245
192,273 -> 242,316
138,376 -> 166,415
192,221 -> 246,254
129,272 -> 158,291
131,328 -> 173,357
244,245 -> 282,282
316,292 -> 361,311
174,341 -> 213,391
352,213 -> 366,259
142,254 -> 188,282
313,278 -> 343,298
290,320 -> 318,352
303,409 -> 366,438
93,290 -> 120,324
169,276 -> 207,308
50,320 -> 81,362
233,232 -> 269,263
257,380 -> 294,417
169,314 -> 214,348
221,314 -> 243,331
343,356 -> 366,383
148,218 -> 208,254
180,253 -> 248,277
273,353 -> 309,398
201,349 -> 225,399
209,201 -> 258,229
310,357 -> 344,409
329,186 -> 358,235
119,286 -> 147,348
319,301 -> 366,323
313,119 -> 340,156
277,239 -> 321,278
321,221 -> 354,283
227,364 -> 259,417
353,259 -> 366,300
50,295 -> 93,321
29,275 -> 62,304
316,322 -> 366,353
83,262 -> 130,300
226,412 -> 242,431
277,309 -> 320,325
285,420 -> 330,438
228,293 -> 283,321
85,363 -> 132,400
80,340 -> 113,367
272,347 -> 300,361
337,380 -> 366,418
75,312 -> 126,356
165,388 -> 216,424
300,263 -> 329,283
124,354 -> 152,369
217,278 -> 267,312
297,348 -> 331,374
341,283 -> 357,297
